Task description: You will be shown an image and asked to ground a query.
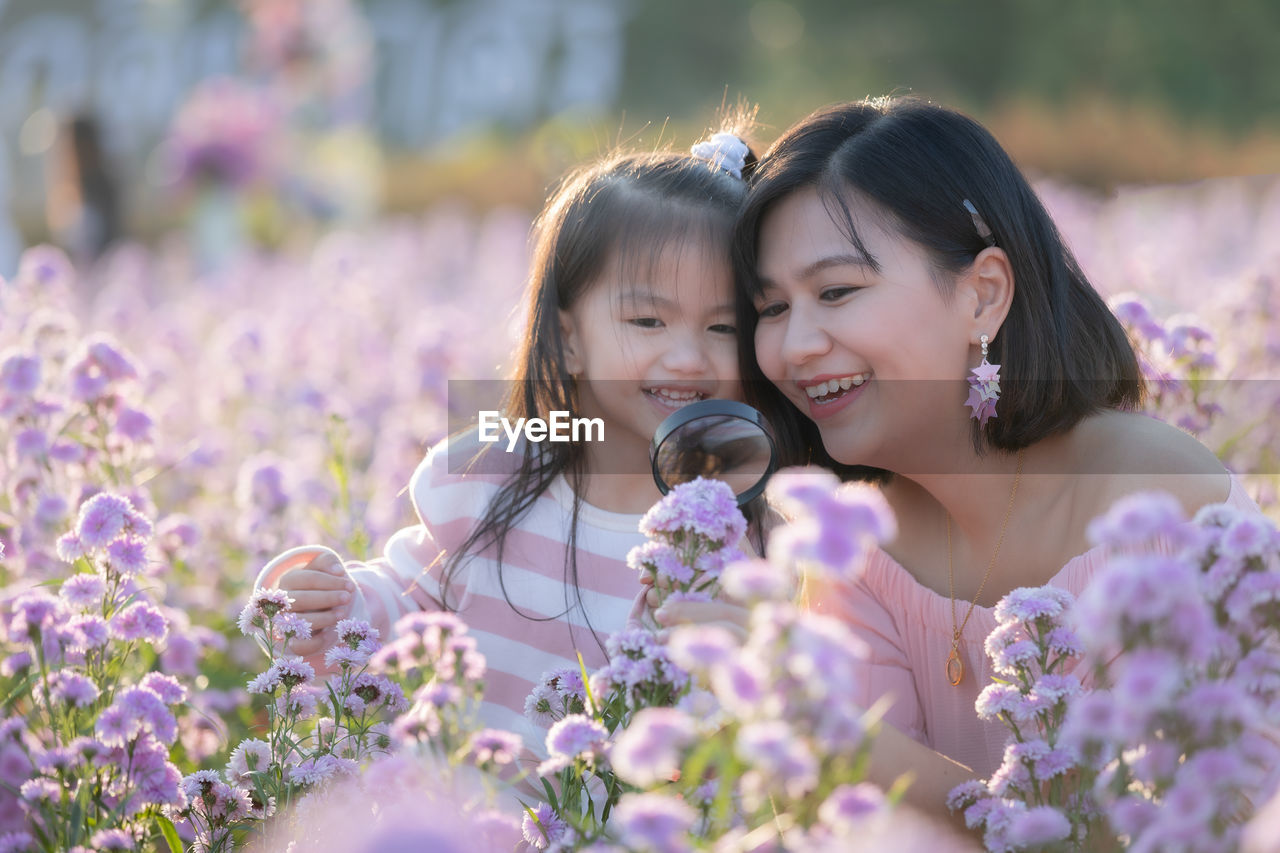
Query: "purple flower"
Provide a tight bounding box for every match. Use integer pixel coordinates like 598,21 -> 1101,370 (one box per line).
639,477 -> 747,546
269,612 -> 311,643
523,683 -> 560,727
75,493 -> 133,549
270,658 -> 315,690
1085,491 -> 1189,550
88,828 -> 136,850
545,714 -> 608,762
13,428 -> 47,459
975,683 -> 1035,723
734,720 -> 818,800
235,455 -> 290,514
56,532 -> 86,562
1007,805 -> 1072,846
49,672 -> 99,708
766,469 -> 896,576
466,729 -> 523,768
946,779 -> 990,812
68,614 -> 110,649
326,646 -> 372,670
110,601 -> 168,644
140,672 -> 187,705
610,707 -> 696,787
106,536 -> 149,575
521,801 -> 567,850
113,406 -> 153,443
626,541 -> 693,585
226,738 -> 272,782
0,351 -> 40,396
1028,673 -> 1082,707
1113,649 -> 1184,714
336,618 -> 379,650
238,587 -> 293,635
817,782 -> 886,831
992,585 -> 1073,625
59,573 -> 105,608
612,793 -> 696,852
720,558 -> 793,603
666,624 -> 738,672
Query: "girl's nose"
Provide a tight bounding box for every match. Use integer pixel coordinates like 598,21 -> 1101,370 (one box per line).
780,306 -> 832,365
662,334 -> 711,374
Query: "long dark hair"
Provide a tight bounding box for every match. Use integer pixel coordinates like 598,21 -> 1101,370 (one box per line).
439,129 -> 758,652
733,97 -> 1143,479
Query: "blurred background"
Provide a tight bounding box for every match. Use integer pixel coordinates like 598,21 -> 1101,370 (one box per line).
1,0 -> 1278,276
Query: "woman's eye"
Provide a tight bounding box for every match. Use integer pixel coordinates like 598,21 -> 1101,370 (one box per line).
820,286 -> 861,301
756,302 -> 788,319
629,317 -> 663,329
708,323 -> 737,335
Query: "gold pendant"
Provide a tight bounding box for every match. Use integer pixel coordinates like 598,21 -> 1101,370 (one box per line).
946,645 -> 964,686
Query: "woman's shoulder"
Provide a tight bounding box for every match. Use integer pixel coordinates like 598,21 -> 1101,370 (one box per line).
1069,409 -> 1231,515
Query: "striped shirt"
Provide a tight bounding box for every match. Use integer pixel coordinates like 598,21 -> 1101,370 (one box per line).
343,437 -> 647,757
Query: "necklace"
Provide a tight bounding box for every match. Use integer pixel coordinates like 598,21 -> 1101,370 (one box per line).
945,449 -> 1025,687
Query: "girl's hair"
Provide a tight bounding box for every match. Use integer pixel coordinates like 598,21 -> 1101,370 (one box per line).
439,126 -> 759,652
732,97 -> 1143,479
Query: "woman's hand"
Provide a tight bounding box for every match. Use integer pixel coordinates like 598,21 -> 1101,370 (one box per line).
654,598 -> 750,642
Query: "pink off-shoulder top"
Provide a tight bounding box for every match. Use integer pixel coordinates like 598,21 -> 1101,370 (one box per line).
807,475 -> 1266,779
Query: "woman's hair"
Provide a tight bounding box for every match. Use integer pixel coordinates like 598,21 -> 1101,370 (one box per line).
439,124 -> 759,651
732,96 -> 1143,478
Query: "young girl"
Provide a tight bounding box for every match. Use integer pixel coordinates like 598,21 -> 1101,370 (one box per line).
711,97 -> 1264,819
254,127 -> 759,756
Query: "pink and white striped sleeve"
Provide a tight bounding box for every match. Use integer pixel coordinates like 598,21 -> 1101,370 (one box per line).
343,440 -> 481,637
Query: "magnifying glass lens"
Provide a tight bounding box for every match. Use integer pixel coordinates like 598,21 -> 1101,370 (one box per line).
650,401 -> 777,507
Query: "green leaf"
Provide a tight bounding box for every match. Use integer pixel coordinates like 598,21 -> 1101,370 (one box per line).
577,651 -> 599,717
155,814 -> 184,853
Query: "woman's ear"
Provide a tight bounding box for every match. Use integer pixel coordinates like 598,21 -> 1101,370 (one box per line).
559,309 -> 583,376
959,246 -> 1014,337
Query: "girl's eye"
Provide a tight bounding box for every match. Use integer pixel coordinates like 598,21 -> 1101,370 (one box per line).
708,323 -> 737,335
820,286 -> 861,301
756,302 -> 788,319
629,317 -> 663,329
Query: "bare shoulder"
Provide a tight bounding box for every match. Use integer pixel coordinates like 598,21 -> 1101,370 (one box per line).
1071,409 -> 1231,515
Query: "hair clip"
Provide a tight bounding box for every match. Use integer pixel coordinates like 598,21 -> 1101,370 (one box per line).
962,199 -> 997,248
690,132 -> 750,179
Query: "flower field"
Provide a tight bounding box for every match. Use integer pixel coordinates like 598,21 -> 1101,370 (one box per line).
1,173 -> 1279,851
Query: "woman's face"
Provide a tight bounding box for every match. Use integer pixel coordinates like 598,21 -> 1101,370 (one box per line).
751,187 -> 972,468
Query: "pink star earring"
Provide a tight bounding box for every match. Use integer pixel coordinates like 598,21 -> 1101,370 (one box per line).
965,334 -> 1001,426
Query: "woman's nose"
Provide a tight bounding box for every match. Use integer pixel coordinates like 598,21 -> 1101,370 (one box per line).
780,305 -> 832,365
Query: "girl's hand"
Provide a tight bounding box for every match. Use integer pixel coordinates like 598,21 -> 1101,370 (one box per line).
276,552 -> 355,656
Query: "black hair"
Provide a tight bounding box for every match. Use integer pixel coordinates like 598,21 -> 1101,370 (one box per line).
438,122 -> 760,655
733,97 -> 1143,479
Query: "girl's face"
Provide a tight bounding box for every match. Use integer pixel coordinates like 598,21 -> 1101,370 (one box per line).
561,236 -> 742,455
752,187 -> 973,468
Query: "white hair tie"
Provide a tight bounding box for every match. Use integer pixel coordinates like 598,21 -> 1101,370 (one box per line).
690,132 -> 750,179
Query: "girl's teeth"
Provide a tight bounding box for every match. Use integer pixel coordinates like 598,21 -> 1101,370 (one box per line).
852,375 -> 866,387
650,389 -> 703,405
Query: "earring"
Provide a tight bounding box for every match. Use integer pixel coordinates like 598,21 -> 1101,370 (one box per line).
965,334 -> 1001,426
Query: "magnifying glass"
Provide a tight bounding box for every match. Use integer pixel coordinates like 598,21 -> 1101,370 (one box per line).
650,400 -> 778,507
